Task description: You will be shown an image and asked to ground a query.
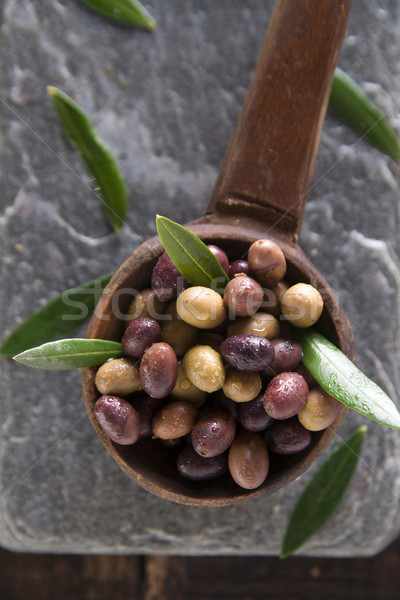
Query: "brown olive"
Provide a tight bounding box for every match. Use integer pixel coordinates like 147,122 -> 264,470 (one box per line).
162,301 -> 198,357
177,286 -> 226,329
263,372 -> 309,419
140,342 -> 178,399
126,288 -> 167,323
95,358 -> 142,396
280,283 -> 324,328
191,410 -> 236,457
262,280 -> 289,317
222,368 -> 262,403
152,401 -> 198,440
171,365 -> 207,407
298,387 -> 341,431
122,317 -> 162,358
227,312 -> 280,340
94,395 -> 141,445
177,446 -> 229,481
182,345 -> 225,393
247,239 -> 286,287
228,431 -> 269,489
223,275 -> 264,317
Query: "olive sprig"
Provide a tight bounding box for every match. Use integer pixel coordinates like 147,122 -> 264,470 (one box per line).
281,425 -> 367,558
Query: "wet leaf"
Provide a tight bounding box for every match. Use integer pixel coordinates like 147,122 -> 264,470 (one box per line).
293,328 -> 400,429
156,215 -> 230,293
13,338 -> 123,370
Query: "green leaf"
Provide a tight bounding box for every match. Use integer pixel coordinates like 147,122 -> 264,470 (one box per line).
281,425 -> 367,558
13,339 -> 123,370
293,328 -> 400,429
77,0 -> 156,30
156,215 -> 230,293
48,86 -> 128,230
0,273 -> 113,356
329,68 -> 400,163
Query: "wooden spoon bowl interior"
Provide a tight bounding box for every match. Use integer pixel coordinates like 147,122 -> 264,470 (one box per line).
82,224 -> 353,506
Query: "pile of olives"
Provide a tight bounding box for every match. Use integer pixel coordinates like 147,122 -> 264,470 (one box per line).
93,239 -> 340,490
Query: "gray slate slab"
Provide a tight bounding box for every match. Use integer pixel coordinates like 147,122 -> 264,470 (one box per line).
0,0 -> 400,556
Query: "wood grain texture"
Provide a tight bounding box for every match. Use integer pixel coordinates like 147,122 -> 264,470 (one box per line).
1,541 -> 400,600
207,0 -> 352,239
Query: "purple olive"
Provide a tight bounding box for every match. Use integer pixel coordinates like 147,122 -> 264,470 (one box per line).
122,317 -> 162,358
263,338 -> 302,377
229,259 -> 250,278
191,410 -> 236,458
207,245 -> 229,274
140,342 -> 178,399
263,372 -> 309,420
265,418 -> 312,455
177,446 -> 229,481
221,334 -> 275,372
131,393 -> 165,438
151,252 -> 186,302
237,393 -> 274,432
94,395 -> 141,445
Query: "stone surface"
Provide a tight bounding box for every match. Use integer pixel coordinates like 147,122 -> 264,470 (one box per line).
0,0 -> 400,556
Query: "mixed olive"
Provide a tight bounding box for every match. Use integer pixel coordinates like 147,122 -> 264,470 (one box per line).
93,238 -> 340,491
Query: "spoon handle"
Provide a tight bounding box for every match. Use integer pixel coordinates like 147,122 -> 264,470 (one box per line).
206,0 -> 352,242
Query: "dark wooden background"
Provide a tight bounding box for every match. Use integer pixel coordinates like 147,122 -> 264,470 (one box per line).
1,536 -> 399,599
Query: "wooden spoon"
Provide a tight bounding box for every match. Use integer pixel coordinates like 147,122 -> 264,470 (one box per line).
82,0 -> 354,506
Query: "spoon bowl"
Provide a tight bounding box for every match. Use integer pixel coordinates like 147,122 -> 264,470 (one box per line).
82,0 -> 354,505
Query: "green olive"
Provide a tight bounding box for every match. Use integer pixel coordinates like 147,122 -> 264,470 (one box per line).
182,345 -> 225,393
298,387 -> 341,431
171,365 -> 207,407
177,286 -> 226,329
126,288 -> 167,323
95,358 -> 142,395
222,367 -> 262,403
227,312 -> 280,340
280,283 -> 323,328
162,301 -> 198,356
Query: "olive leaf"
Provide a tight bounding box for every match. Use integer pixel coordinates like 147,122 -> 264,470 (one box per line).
0,273 -> 113,356
48,86 -> 128,230
281,425 -> 367,558
77,0 -> 156,30
330,68 -> 400,163
292,328 -> 400,429
156,215 -> 230,293
13,339 -> 123,370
